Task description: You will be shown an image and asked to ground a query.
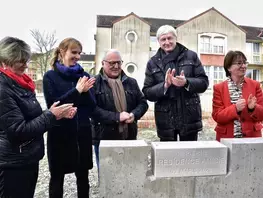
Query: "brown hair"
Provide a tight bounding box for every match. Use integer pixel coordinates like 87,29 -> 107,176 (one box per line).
224,50 -> 247,77
50,38 -> 82,68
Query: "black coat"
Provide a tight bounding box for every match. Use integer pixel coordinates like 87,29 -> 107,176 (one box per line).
0,73 -> 56,168
43,69 -> 96,174
142,43 -> 209,138
91,70 -> 148,144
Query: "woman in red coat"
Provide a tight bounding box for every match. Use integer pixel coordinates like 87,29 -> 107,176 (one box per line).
212,50 -> 263,141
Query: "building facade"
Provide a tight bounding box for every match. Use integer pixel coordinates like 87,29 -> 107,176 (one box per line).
95,8 -> 263,90
78,54 -> 96,74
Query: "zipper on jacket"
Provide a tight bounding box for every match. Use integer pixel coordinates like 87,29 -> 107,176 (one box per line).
19,139 -> 34,153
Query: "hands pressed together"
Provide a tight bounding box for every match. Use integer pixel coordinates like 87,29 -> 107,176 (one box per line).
164,68 -> 187,89
119,112 -> 135,124
236,94 -> 257,112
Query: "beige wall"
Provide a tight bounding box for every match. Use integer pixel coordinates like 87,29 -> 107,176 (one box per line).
111,15 -> 150,88
176,9 -> 246,54
95,27 -> 111,73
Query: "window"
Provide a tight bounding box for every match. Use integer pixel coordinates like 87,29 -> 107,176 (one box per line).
203,66 -> 211,89
81,63 -> 94,72
253,56 -> 260,64
213,37 -> 224,54
32,74 -> 37,81
199,33 -> 226,55
127,65 -> 135,74
246,69 -> 260,81
200,36 -> 211,53
203,66 -> 226,89
125,31 -> 137,43
82,63 -> 93,68
253,43 -> 260,55
125,63 -> 137,75
214,66 -> 224,85
252,43 -> 261,64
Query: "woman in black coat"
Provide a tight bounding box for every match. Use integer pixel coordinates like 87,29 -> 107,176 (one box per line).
0,37 -> 76,198
43,38 -> 96,198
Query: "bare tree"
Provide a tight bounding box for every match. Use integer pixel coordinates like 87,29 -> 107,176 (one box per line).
30,29 -> 57,77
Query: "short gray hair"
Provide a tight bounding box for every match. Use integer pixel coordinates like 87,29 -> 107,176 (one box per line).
156,25 -> 177,40
103,49 -> 122,60
0,37 -> 31,67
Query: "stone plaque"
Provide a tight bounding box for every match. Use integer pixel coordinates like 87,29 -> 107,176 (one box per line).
151,141 -> 227,177
100,140 -> 148,147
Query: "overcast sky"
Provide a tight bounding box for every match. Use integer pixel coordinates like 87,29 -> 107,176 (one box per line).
1,0 -> 262,53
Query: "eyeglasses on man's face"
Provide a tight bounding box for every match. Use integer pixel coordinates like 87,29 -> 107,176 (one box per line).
232,61 -> 249,67
103,60 -> 123,67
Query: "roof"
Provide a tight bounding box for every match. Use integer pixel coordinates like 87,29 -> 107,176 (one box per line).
97,13 -> 184,33
239,25 -> 263,41
176,7 -> 246,34
96,10 -> 263,41
112,12 -> 151,26
80,54 -> 95,62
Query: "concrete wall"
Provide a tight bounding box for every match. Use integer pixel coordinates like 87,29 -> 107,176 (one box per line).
99,138 -> 263,198
111,15 -> 150,88
176,9 -> 246,53
95,27 -> 112,73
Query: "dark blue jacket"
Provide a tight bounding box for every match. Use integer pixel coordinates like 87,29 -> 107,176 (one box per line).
43,68 -> 96,174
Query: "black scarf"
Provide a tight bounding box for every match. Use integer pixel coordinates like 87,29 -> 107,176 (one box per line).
160,45 -> 184,99
160,44 -> 181,73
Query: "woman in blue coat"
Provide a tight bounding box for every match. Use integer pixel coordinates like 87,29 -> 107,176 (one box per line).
43,38 -> 96,198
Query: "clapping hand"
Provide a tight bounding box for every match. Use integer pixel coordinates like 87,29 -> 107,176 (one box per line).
247,94 -> 257,110
83,77 -> 96,92
49,101 -> 77,120
172,70 -> 187,87
164,68 -> 176,89
236,98 -> 246,112
76,76 -> 96,93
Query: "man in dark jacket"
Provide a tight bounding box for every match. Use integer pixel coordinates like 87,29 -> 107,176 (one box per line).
91,49 -> 148,173
142,25 -> 209,141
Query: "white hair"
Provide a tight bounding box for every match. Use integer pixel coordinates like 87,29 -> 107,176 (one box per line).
156,25 -> 177,40
103,49 -> 122,60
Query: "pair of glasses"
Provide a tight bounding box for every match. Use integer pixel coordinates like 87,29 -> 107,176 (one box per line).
104,60 -> 123,67
232,61 -> 249,67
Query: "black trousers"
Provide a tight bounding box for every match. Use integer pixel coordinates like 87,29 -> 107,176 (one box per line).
0,163 -> 39,198
160,132 -> 198,141
49,167 -> 89,198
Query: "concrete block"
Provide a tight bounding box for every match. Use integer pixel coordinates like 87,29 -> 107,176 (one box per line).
195,138 -> 263,198
144,175 -> 195,198
99,140 -> 150,198
151,141 -> 227,177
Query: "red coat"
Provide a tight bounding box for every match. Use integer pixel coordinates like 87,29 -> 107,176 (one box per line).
212,77 -> 263,141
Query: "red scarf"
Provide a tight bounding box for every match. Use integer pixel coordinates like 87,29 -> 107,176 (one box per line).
0,67 -> 35,92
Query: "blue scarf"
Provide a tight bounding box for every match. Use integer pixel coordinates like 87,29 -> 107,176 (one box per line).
55,61 -> 84,79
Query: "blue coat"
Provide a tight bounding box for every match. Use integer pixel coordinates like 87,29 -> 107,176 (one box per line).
43,68 -> 95,174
